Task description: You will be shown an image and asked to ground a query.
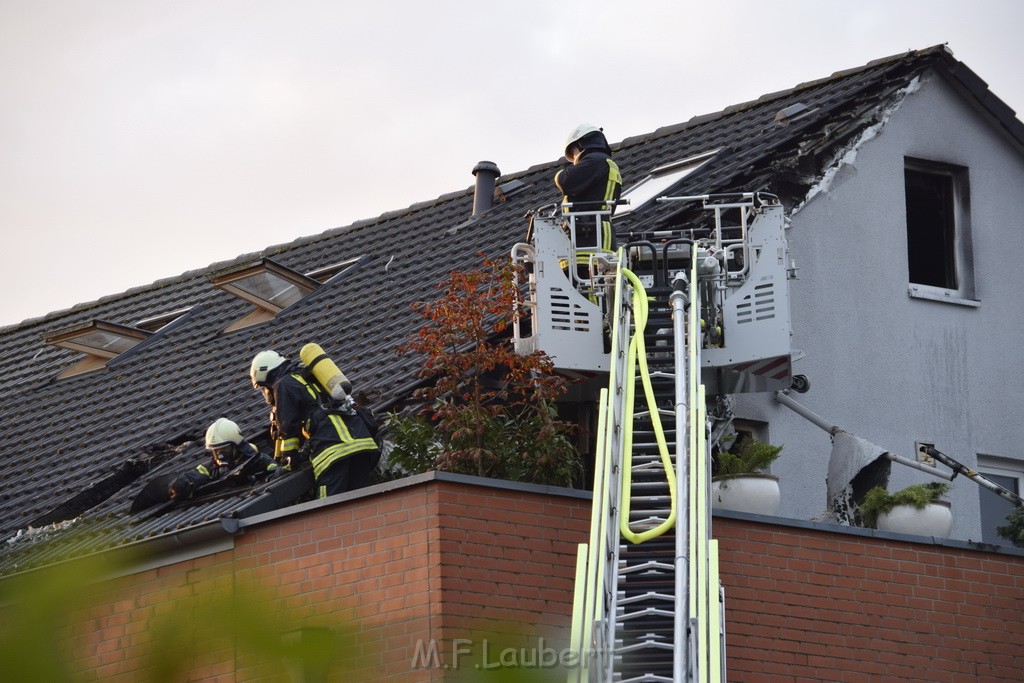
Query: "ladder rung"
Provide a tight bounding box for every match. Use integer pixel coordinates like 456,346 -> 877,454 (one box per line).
616,640 -> 676,654
616,674 -> 674,683
617,560 -> 674,574
616,590 -> 675,605
615,607 -> 675,622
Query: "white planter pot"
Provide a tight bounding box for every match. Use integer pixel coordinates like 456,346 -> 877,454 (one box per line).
711,474 -> 780,516
876,501 -> 953,538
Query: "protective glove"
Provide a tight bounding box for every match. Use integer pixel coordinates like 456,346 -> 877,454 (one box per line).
168,476 -> 195,500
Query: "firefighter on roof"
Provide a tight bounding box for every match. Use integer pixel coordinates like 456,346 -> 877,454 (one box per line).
554,123 -> 623,267
250,350 -> 379,498
168,417 -> 278,500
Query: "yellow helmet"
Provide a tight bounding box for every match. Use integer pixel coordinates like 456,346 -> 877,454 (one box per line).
205,417 -> 244,449
250,350 -> 286,388
563,123 -> 603,161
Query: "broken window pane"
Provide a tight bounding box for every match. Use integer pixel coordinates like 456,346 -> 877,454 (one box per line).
905,167 -> 958,289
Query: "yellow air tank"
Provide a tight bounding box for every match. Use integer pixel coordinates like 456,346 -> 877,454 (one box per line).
300,343 -> 352,400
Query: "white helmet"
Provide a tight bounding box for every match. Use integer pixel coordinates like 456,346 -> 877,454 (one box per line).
250,350 -> 286,388
205,417 -> 244,449
563,123 -> 603,161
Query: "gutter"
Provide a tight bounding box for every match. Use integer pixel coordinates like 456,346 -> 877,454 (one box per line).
0,518 -> 240,595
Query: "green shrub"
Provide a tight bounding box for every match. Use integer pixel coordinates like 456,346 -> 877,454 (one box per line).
996,506 -> 1024,548
382,412 -> 440,477
714,436 -> 783,477
858,482 -> 950,528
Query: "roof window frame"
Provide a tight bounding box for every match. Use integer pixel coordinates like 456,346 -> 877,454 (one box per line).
305,257 -> 363,283
134,307 -> 194,332
44,319 -> 152,379
211,258 -> 320,332
616,150 -> 718,216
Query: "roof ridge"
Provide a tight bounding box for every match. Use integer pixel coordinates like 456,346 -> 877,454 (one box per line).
616,44 -> 949,150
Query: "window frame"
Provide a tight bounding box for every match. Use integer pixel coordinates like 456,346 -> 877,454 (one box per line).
45,320 -> 151,359
134,307 -> 194,332
976,455 -> 1023,546
305,257 -> 362,283
615,150 -> 718,216
44,319 -> 152,379
904,157 -> 977,305
210,258 -> 320,332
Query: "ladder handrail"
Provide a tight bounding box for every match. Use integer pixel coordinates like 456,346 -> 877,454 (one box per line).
671,268 -> 692,682
566,253 -> 630,682
682,243 -> 726,683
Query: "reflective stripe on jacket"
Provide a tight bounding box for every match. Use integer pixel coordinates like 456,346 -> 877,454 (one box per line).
554,152 -> 622,255
270,366 -> 377,478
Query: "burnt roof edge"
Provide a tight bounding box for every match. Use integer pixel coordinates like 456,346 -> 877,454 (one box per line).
0,518 -> 237,587
9,45 -> 1020,336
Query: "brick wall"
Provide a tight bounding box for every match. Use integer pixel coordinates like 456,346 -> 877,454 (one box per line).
11,474 -> 1024,682
230,481 -> 442,680
430,481 -> 590,681
41,474 -> 591,682
715,516 -> 1024,683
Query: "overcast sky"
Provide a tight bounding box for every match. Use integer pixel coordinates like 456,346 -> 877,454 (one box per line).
1,0 -> 1022,327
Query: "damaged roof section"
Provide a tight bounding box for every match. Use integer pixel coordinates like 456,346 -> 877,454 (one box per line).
1,44 -> 1020,575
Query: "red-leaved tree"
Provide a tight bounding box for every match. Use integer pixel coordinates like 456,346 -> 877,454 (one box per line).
388,257 -> 581,486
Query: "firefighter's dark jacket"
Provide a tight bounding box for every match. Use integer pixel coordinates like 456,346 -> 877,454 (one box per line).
267,361 -> 378,480
170,441 -> 277,499
554,149 -> 622,254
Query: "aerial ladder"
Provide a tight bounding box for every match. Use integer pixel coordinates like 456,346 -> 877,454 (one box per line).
511,193 -> 799,682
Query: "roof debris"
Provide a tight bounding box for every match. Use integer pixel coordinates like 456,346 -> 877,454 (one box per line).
6,518 -> 81,547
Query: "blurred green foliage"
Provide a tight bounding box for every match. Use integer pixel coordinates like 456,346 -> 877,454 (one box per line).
0,548 -> 581,681
0,550 -> 366,682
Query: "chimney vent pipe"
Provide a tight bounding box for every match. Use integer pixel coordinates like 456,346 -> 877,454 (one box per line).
471,161 -> 501,217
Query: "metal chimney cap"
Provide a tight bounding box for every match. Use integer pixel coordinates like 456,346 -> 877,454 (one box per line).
472,160 -> 501,177
471,161 -> 501,218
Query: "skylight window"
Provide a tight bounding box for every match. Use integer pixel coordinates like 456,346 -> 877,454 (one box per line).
211,258 -> 319,332
45,320 -> 151,379
305,257 -> 362,283
616,150 -> 718,216
134,307 -> 193,332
